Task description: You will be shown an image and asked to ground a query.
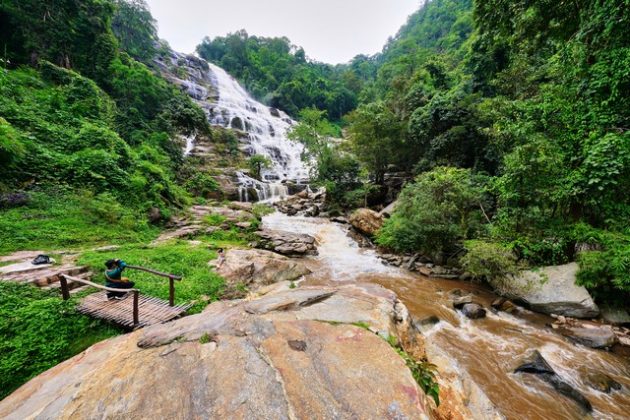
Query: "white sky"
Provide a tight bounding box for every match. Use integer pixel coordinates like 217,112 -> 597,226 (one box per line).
145,0 -> 422,64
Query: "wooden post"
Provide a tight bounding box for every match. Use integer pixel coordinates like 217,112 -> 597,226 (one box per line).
133,290 -> 139,326
59,275 -> 70,300
169,276 -> 175,307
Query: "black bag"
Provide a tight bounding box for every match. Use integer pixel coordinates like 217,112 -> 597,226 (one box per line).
32,254 -> 51,265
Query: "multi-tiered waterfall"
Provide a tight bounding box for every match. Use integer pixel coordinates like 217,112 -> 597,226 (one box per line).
158,51 -> 309,202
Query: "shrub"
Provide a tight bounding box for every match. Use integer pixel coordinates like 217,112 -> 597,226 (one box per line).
0,282 -> 120,399
460,240 -> 522,294
376,167 -> 489,258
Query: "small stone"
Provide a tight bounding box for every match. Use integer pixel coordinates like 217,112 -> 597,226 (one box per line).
452,295 -> 473,309
461,303 -> 486,319
584,372 -> 622,393
288,340 -> 307,352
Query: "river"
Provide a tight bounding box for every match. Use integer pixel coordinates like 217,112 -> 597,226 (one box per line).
262,212 -> 630,419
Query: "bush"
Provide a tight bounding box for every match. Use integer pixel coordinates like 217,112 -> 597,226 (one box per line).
460,240 -> 522,294
574,225 -> 630,303
376,167 -> 489,258
0,282 -> 120,399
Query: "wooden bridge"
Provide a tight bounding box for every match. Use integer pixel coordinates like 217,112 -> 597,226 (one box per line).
61,266 -> 192,329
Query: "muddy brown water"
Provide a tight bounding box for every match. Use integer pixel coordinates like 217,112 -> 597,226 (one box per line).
263,212 -> 630,419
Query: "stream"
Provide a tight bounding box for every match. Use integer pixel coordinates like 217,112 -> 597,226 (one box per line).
262,212 -> 630,419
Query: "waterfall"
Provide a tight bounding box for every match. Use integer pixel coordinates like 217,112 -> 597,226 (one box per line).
157,50 -> 310,202
206,62 -> 309,201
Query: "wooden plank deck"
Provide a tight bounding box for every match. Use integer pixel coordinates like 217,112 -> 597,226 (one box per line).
78,291 -> 192,328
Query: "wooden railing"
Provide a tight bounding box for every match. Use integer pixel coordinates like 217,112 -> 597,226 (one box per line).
126,265 -> 182,306
60,274 -> 141,325
60,267 -> 183,326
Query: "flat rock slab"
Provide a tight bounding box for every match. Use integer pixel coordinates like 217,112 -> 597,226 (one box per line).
0,283 -> 430,419
0,261 -> 52,275
213,249 -> 311,288
255,229 -> 318,256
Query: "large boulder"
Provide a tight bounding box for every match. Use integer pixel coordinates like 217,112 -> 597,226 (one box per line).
506,263 -> 599,318
0,284 -> 432,419
514,350 -> 592,413
349,208 -> 384,236
255,229 -> 318,256
211,249 -> 311,288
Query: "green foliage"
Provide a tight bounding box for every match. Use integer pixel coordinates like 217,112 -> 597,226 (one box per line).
289,108 -> 362,207
247,154 -> 272,180
78,242 -> 224,313
573,225 -> 630,304
111,0 -> 157,62
0,282 -> 120,399
461,240 -> 522,293
386,335 -> 440,407
377,167 -> 489,258
0,191 -> 157,254
196,30 -> 357,119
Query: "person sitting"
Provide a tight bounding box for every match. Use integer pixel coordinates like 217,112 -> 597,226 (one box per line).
104,259 -> 135,300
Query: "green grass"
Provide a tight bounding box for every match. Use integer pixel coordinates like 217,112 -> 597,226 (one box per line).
0,282 -> 121,400
0,192 -> 159,254
77,241 -> 224,313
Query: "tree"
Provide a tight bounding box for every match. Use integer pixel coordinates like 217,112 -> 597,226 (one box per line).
376,167 -> 489,259
346,101 -> 404,184
111,0 -> 158,62
247,154 -> 272,180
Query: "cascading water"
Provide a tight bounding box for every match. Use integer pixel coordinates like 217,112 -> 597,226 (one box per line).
156,50 -> 309,202
205,62 -> 309,202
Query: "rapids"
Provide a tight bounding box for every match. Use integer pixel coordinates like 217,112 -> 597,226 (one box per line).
263,212 -> 630,419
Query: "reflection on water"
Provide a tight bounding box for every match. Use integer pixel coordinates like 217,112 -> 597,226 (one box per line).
263,212 -> 630,419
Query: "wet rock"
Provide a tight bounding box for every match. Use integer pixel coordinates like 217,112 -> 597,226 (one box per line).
331,216 -> 348,224
452,295 -> 473,309
584,372 -> 622,393
348,208 -> 383,236
514,350 -> 555,374
269,107 -> 281,117
491,297 -> 517,313
230,116 -> 244,130
256,229 -> 318,256
412,316 -> 440,332
461,303 -> 487,319
211,249 -> 311,289
514,350 -> 592,412
507,263 -> 599,318
558,325 -> 617,349
0,284 -> 432,419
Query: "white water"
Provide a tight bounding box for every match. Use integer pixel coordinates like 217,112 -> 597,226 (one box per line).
161,51 -> 310,202
262,211 -> 630,419
183,134 -> 196,157
263,213 -> 402,280
205,62 -> 309,199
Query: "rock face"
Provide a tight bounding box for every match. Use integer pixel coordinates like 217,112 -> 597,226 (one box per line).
212,249 -> 311,288
0,284 -> 431,419
514,350 -> 592,412
349,208 -> 384,236
507,263 -> 599,318
255,229 -> 318,256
